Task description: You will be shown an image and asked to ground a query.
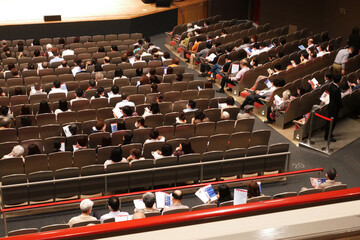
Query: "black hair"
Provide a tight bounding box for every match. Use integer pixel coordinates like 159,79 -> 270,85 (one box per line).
75,88 -> 83,98
0,105 -> 8,116
327,168 -> 337,180
53,140 -> 61,151
110,147 -> 123,162
188,100 -> 196,109
161,144 -> 173,156
111,85 -> 119,94
108,196 -> 120,211
121,106 -> 133,116
53,79 -> 61,88
123,132 -> 133,145
38,100 -> 51,114
150,102 -> 160,114
149,129 -> 159,139
28,144 -> 41,155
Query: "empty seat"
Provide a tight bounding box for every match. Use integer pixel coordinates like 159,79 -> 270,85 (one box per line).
129,159 -> 154,190
40,124 -> 62,139
234,118 -> 255,132
249,129 -> 271,147
228,132 -> 251,149
18,126 -> 40,141
48,151 -> 73,172
265,143 -> 290,174
175,124 -> 195,139
221,148 -> 246,178
177,154 -> 201,184
2,174 -> 28,206
194,122 -> 215,137
24,154 -> 49,174
207,134 -> 229,152
189,136 -> 208,154
55,167 -> 80,200
247,195 -> 271,203
191,203 -> 217,211
202,151 -> 223,181
0,157 -> 25,179
162,208 -> 189,215
153,156 -> 177,186
106,162 -> 130,193
88,132 -> 111,148
28,170 -> 54,203
144,114 -> 164,128
73,148 -> 97,168
323,184 -> 347,192
298,188 -> 323,196
215,120 -> 235,134
8,228 -> 38,237
40,224 -> 69,232
273,192 -> 297,199
80,165 -> 105,196
72,220 -> 101,228
219,200 -> 234,207
133,127 -> 153,144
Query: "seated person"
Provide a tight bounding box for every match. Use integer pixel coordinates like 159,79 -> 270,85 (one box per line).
142,102 -> 160,117
317,168 -> 342,189
183,100 -> 198,113
135,118 -> 146,129
205,55 -> 233,80
215,184 -> 232,207
48,79 -> 68,96
70,88 -> 87,105
91,87 -> 106,100
29,82 -> 44,95
162,190 -> 189,214
247,180 -> 261,199
174,112 -> 187,126
0,105 -> 13,119
108,85 -> 121,103
0,117 -> 12,129
240,78 -> 285,109
265,90 -> 291,124
144,129 -> 165,144
2,145 -> 24,160
90,119 -> 106,134
126,148 -> 145,166
217,59 -> 250,93
73,136 -> 88,151
191,110 -> 209,124
99,196 -> 129,223
68,199 -> 97,228
119,106 -> 138,118
134,192 -> 160,214
173,141 -> 194,157
104,147 -> 126,169
237,105 -> 255,120
114,94 -> 136,109
151,143 -> 173,159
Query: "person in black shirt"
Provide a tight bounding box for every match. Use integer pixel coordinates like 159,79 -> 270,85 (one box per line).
206,55 -> 233,82
198,47 -> 222,77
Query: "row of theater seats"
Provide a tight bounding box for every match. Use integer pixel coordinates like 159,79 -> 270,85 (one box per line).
5,180 -> 348,237
0,128 -> 274,178
2,33 -> 144,48
167,15 -> 223,42
1,142 -> 289,206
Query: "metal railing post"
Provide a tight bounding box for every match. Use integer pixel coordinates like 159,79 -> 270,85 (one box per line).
325,117 -> 334,153
200,164 -> 204,183
307,110 -> 315,145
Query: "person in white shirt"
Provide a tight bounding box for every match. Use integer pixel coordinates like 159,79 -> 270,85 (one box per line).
54,99 -> 70,116
70,88 -> 87,105
144,129 -> 165,144
62,45 -> 75,58
29,82 -> 44,96
107,85 -> 121,103
49,48 -> 64,67
68,199 -> 97,228
48,80 -> 68,96
217,59 -> 250,93
114,94 -> 135,109
151,143 -> 173,160
100,197 -> 129,223
2,145 -> 24,161
316,44 -> 329,57
104,147 -> 126,170
142,102 -> 160,117
183,100 -> 198,113
240,78 -> 285,109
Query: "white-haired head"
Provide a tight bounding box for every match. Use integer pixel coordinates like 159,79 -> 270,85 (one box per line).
11,145 -> 24,157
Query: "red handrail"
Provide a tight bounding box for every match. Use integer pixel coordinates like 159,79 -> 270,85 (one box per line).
4,187 -> 360,240
1,168 -> 323,213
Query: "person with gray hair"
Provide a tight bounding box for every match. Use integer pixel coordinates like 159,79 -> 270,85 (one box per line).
2,145 -> 24,159
68,199 -> 97,227
134,192 -> 160,214
0,117 -> 12,129
265,90 -> 291,124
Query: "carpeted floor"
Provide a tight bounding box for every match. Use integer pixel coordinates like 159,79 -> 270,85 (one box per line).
1,33 -> 360,237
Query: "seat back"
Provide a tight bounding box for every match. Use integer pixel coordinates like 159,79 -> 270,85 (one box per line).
153,156 -> 178,187
8,228 -> 38,237
72,220 -> 101,228
298,188 -> 323,195
222,148 -> 246,178
106,162 -> 130,193
202,151 -> 223,180
40,224 -> 69,232
2,174 -> 28,206
228,132 -> 251,149
234,118 -> 255,132
24,154 -> 49,174
323,184 -> 347,192
249,129 -> 271,147
247,195 -> 271,203
162,208 -> 189,215
55,167 -> 80,199
177,154 -> 201,184
191,203 -> 217,211
28,170 -> 54,203
80,165 -> 105,196
129,159 -> 154,190
48,151 -> 73,172
207,134 -> 229,152
74,149 -> 97,168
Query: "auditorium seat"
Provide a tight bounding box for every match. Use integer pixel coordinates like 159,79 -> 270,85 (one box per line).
215,120 -> 235,135
247,195 -> 271,203
162,208 -> 189,216
273,192 -> 297,199
207,134 -> 229,152
234,118 -> 255,133
191,204 -> 217,211
106,162 -> 130,193
323,184 -> 347,192
129,159 -> 154,190
72,220 -> 101,228
249,129 -> 271,147
40,224 -> 69,232
28,170 -> 54,203
24,154 -> 49,174
298,188 -> 322,196
228,132 -> 250,149
80,165 -> 105,197
202,151 -> 223,181
74,149 -> 97,168
153,156 -> 177,186
8,228 -> 38,237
